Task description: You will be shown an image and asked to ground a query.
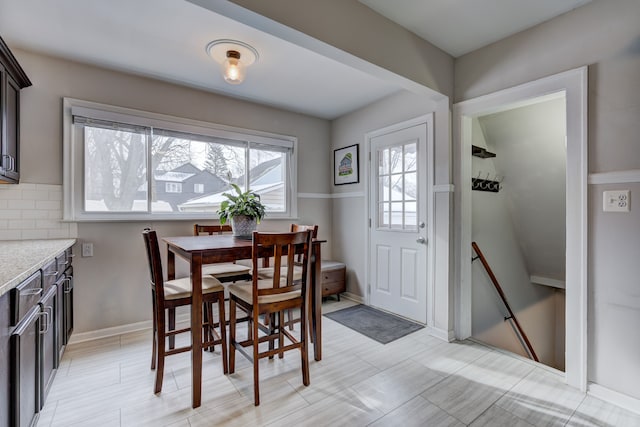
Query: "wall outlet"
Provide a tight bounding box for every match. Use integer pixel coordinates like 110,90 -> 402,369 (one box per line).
603,190 -> 630,212
82,242 -> 94,257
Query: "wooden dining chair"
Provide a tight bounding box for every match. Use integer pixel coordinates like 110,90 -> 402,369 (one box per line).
194,224 -> 251,281
228,230 -> 312,406
255,224 -> 318,329
142,229 -> 228,394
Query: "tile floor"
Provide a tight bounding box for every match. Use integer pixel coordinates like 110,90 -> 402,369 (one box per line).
36,299 -> 640,426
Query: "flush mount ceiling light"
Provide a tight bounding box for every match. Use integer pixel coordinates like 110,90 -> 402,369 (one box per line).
206,39 -> 259,85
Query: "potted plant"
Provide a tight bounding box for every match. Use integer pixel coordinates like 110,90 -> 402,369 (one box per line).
217,183 -> 266,237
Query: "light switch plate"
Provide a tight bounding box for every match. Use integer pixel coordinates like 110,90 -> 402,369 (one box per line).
603,190 -> 630,212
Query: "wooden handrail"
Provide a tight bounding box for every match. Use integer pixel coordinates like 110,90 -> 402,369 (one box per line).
471,241 -> 539,362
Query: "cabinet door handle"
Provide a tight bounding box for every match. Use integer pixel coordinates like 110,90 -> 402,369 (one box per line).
1,154 -> 8,170
39,311 -> 50,334
44,271 -> 59,277
64,277 -> 73,293
22,288 -> 43,296
59,260 -> 69,266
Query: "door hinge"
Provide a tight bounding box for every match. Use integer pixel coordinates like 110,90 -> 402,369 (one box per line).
369,218 -> 372,228
367,284 -> 371,294
369,151 -> 371,162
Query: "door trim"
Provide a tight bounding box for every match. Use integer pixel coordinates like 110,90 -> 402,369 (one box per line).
364,113 -> 435,326
453,67 -> 588,391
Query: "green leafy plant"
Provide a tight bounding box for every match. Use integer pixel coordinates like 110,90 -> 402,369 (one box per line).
217,183 -> 266,225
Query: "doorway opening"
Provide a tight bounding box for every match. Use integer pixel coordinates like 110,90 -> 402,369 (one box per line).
454,67 -> 588,390
469,94 -> 567,371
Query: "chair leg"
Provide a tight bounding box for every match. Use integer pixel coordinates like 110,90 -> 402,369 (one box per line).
204,302 -> 215,352
168,308 -> 176,350
287,309 -> 294,331
151,295 -> 157,370
278,311 -> 285,359
252,308 -> 261,406
155,309 -> 167,394
268,313 -> 275,360
300,305 -> 310,387
229,297 -> 237,374
217,293 -> 228,374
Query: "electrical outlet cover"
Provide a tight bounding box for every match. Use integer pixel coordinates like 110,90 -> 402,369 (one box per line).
603,190 -> 630,212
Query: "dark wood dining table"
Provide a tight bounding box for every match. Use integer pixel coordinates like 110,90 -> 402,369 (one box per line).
163,234 -> 324,408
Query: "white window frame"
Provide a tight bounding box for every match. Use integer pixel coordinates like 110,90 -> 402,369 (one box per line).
193,183 -> 204,194
63,98 -> 298,221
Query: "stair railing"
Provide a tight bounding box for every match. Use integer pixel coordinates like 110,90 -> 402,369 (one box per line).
471,241 -> 539,362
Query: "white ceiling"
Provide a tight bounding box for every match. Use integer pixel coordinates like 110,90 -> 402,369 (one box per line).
0,0 -> 592,119
0,0 -> 401,120
360,0 -> 592,57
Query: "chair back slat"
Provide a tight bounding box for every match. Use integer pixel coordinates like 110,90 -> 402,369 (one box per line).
251,231 -> 312,299
290,224 -> 317,264
194,224 -> 233,236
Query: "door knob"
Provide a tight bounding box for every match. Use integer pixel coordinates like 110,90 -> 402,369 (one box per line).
419,221 -> 426,229
416,236 -> 426,244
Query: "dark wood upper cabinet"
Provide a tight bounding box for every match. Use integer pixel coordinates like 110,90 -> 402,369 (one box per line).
0,35 -> 32,184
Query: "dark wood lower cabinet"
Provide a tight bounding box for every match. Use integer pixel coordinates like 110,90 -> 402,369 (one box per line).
1,246 -> 74,427
39,286 -> 57,407
10,305 -> 41,427
62,267 -> 73,345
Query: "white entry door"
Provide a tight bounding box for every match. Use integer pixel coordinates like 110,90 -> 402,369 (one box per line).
369,122 -> 429,323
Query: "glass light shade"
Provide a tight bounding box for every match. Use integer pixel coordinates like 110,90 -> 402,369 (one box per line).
223,56 -> 245,84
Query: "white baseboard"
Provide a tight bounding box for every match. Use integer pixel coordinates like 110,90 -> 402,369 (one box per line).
68,320 -> 151,345
68,314 -> 191,345
428,326 -> 455,342
588,383 -> 640,416
340,292 -> 364,304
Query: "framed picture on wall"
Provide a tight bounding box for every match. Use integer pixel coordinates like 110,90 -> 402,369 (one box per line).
334,144 -> 360,185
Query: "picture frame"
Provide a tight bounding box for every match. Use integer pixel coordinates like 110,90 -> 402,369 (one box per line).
334,144 -> 360,185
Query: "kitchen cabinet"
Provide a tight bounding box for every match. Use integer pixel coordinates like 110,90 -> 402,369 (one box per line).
0,35 -> 32,183
10,305 -> 40,427
0,244 -> 74,427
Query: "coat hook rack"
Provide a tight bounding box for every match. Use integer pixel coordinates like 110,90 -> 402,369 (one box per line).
472,171 -> 502,193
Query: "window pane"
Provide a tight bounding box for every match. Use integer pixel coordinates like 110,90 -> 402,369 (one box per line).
405,172 -> 417,201
390,202 -> 403,228
390,146 -> 403,174
249,147 -> 286,212
390,174 -> 403,201
379,148 -> 389,175
84,126 -> 148,212
151,135 -> 245,213
379,176 -> 390,202
404,143 -> 417,172
379,202 -> 389,227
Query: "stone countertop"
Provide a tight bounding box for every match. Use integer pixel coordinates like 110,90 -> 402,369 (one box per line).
0,239 -> 76,298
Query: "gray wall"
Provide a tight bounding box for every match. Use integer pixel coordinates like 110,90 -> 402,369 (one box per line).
14,49 -> 333,333
456,0 -> 640,400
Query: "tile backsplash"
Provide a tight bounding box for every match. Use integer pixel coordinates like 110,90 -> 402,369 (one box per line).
0,183 -> 77,240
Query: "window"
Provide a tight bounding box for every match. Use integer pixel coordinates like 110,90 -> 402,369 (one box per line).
377,142 -> 417,230
63,98 -> 297,221
165,182 -> 182,193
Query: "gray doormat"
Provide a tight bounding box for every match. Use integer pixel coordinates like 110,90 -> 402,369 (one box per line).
324,304 -> 424,344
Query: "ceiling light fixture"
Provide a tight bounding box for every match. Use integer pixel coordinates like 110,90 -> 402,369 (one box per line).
206,39 -> 259,85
